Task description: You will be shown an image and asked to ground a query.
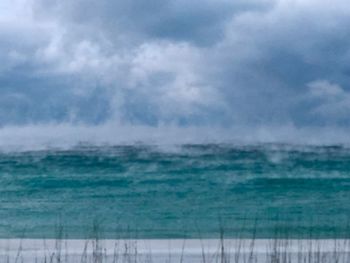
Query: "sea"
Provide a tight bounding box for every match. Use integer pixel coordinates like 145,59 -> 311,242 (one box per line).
1,143 -> 350,239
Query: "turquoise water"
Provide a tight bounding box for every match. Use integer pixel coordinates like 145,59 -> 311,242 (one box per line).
1,144 -> 350,238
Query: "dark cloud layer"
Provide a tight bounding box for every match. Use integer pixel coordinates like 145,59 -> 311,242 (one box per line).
34,0 -> 272,45
1,0 -> 350,131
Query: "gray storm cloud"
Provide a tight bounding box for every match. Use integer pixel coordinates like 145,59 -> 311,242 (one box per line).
1,0 -> 350,145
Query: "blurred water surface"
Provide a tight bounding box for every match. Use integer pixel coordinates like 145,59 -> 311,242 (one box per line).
1,144 -> 350,238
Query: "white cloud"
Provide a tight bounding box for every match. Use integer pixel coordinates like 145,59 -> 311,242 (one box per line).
306,80 -> 350,120
307,80 -> 344,98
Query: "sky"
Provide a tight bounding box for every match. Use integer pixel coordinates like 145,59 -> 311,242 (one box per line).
1,0 -> 350,146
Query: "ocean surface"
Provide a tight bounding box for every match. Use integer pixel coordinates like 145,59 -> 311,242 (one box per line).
1,143 -> 350,239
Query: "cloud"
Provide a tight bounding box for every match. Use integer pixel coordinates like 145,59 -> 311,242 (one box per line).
308,80 -> 344,98
305,80 -> 350,124
33,0 -> 273,46
1,0 -> 350,138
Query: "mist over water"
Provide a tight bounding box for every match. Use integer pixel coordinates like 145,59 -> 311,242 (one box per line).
1,142 -> 350,238
1,123 -> 350,152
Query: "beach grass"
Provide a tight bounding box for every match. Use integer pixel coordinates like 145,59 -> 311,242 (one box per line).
1,222 -> 350,263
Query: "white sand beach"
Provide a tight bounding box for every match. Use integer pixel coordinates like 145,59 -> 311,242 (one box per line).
1,239 -> 350,262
